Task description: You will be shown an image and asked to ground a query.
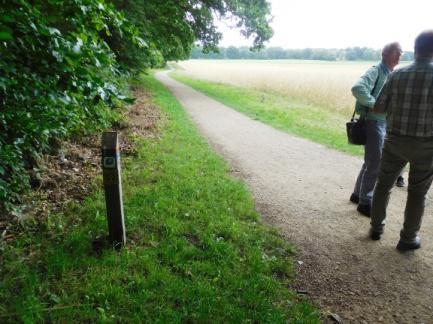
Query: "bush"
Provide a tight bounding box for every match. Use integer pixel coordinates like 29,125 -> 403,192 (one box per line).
0,0 -> 138,212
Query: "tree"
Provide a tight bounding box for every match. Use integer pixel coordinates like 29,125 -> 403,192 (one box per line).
111,0 -> 273,69
188,46 -> 415,61
267,47 -> 287,59
226,46 -> 240,59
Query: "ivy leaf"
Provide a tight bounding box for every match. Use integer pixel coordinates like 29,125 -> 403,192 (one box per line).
73,38 -> 83,54
47,27 -> 61,36
0,25 -> 13,40
118,95 -> 135,104
52,50 -> 63,62
1,15 -> 15,23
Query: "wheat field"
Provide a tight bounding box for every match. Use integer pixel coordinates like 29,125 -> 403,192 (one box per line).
176,60 -> 390,116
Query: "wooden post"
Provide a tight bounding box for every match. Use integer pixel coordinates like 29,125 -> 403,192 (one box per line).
102,132 -> 126,248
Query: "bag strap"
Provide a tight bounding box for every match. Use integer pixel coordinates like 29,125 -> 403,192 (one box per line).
370,65 -> 381,96
351,65 -> 381,120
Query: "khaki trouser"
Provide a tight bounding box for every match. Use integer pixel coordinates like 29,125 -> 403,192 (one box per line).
371,133 -> 433,243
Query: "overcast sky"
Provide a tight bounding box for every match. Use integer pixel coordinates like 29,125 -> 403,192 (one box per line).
217,0 -> 433,51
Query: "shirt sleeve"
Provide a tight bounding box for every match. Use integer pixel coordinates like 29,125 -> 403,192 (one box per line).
351,66 -> 379,108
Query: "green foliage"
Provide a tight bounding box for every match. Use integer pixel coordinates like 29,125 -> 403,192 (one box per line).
0,0 -> 273,212
0,0 -> 138,211
110,0 -> 273,70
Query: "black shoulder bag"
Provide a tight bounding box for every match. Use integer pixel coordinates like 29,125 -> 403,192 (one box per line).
346,68 -> 380,145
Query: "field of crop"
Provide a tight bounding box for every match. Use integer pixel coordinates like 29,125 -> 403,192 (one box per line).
176,60 -> 393,116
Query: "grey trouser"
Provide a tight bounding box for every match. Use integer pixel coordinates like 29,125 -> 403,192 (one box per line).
354,120 -> 386,205
371,133 -> 433,242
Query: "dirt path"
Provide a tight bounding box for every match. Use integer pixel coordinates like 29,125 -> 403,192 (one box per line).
156,71 -> 433,323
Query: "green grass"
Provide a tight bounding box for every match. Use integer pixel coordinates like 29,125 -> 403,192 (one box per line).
171,72 -> 364,156
0,73 -> 320,323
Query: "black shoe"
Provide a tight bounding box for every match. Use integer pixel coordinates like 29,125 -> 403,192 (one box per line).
396,176 -> 405,187
350,193 -> 359,204
397,237 -> 421,251
369,227 -> 383,240
357,204 -> 371,217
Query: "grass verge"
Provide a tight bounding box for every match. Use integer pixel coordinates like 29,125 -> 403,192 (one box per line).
0,73 -> 320,322
171,72 -> 363,156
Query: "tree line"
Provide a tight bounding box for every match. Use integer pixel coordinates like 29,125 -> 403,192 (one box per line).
191,46 -> 415,61
0,0 -> 273,213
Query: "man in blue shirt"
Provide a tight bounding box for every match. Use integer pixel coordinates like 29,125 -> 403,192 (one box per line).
350,42 -> 403,216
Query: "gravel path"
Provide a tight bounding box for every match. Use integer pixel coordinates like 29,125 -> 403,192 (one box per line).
156,71 -> 433,323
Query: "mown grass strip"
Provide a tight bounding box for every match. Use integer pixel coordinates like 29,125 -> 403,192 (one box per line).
0,73 -> 320,323
171,72 -> 363,156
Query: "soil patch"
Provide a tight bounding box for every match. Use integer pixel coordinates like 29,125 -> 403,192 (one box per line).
0,87 -> 161,243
